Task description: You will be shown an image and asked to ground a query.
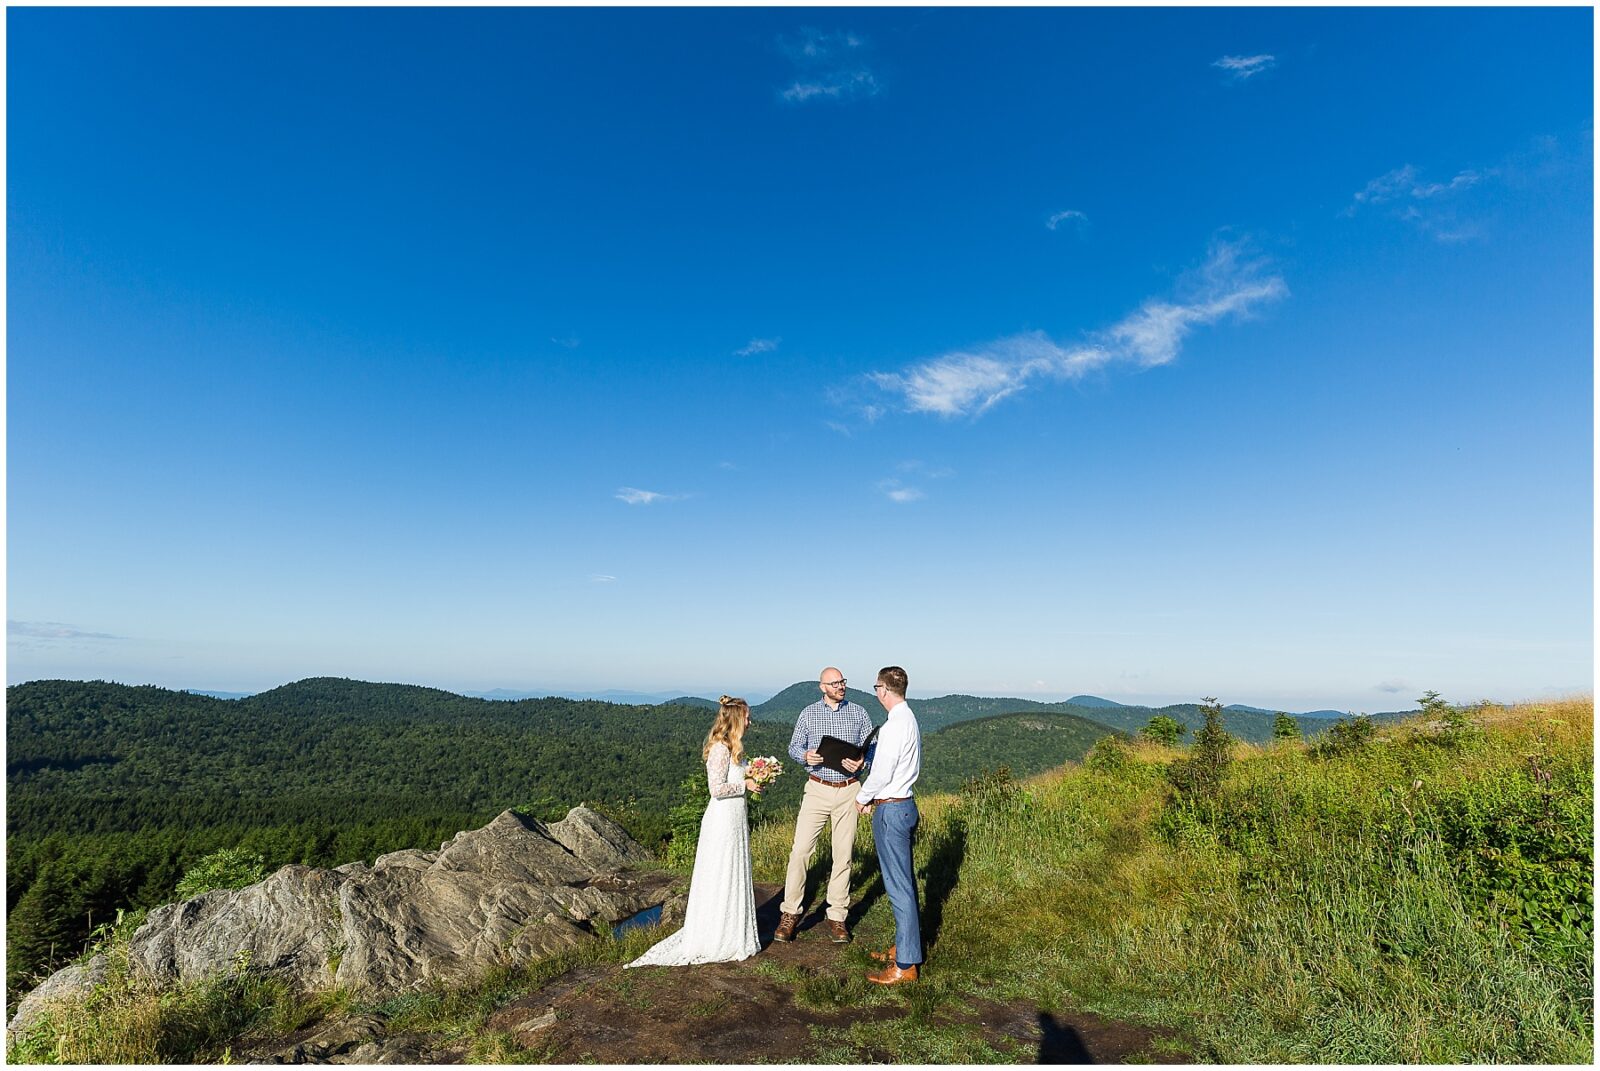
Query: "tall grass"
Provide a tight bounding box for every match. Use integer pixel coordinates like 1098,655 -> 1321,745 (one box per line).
5,935 -> 353,1065
851,697 -> 1593,1062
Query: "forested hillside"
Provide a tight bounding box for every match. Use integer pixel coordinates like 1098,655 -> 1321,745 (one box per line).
917,711 -> 1119,792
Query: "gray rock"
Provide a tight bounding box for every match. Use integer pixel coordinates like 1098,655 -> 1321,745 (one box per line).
332,862 -> 594,994
432,810 -> 591,886
254,1013 -> 387,1063
546,805 -> 655,869
7,953 -> 109,1035
329,1035 -> 438,1064
370,848 -> 433,872
18,807 -> 677,1014
660,888 -> 690,930
129,865 -> 344,989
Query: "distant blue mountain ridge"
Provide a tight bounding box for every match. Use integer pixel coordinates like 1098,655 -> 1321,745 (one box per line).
182,684 -> 1361,718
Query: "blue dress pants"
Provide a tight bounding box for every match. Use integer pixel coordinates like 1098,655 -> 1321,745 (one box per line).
871,798 -> 922,966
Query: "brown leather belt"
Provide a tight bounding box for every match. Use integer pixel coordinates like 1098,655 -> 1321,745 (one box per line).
809,774 -> 857,786
871,796 -> 912,804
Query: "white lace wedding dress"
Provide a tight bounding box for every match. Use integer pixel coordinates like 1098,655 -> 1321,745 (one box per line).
626,741 -> 759,967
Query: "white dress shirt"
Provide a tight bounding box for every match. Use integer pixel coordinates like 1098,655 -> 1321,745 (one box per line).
856,700 -> 921,805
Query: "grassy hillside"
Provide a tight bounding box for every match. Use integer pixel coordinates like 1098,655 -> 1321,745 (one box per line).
750,695 -> 1594,1061
14,696 -> 1588,1064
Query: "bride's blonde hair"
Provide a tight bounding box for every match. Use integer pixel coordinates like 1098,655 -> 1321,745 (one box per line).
703,695 -> 750,765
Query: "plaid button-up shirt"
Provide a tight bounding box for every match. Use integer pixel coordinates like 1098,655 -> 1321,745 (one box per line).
788,698 -> 874,784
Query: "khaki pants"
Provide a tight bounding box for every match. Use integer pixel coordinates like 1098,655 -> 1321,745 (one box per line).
780,778 -> 862,922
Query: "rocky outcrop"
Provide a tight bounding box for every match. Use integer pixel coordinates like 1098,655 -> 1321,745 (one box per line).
9,807 -> 681,1035
130,864 -> 346,990
6,954 -> 109,1039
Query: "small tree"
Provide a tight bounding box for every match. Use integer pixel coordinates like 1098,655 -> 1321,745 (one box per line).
1140,714 -> 1186,747
1272,711 -> 1300,741
1166,697 -> 1233,804
1418,689 -> 1482,748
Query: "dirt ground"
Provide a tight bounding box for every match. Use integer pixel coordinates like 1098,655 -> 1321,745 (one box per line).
486,883 -> 1187,1064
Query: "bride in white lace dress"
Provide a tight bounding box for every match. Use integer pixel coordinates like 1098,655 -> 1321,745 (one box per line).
627,695 -> 761,967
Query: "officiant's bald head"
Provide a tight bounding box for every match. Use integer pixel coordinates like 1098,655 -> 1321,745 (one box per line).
819,667 -> 847,702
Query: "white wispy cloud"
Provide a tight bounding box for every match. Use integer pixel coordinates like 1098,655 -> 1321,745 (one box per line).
878,479 -> 925,503
590,574 -> 618,583
778,28 -> 879,103
1351,164 -> 1488,208
1213,54 -> 1276,80
8,619 -> 123,641
1046,209 -> 1088,231
782,70 -> 880,103
551,335 -> 581,349
868,238 -> 1287,419
1413,171 -> 1483,198
1376,679 -> 1410,694
615,487 -> 682,505
1347,162 -> 1495,240
735,337 -> 780,357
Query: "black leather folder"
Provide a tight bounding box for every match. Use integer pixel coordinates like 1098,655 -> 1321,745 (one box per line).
816,725 -> 880,775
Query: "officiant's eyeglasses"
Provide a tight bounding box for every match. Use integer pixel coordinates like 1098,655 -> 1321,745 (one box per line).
823,679 -> 847,688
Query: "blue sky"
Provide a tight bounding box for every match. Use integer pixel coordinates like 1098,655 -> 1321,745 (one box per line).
7,6 -> 1593,712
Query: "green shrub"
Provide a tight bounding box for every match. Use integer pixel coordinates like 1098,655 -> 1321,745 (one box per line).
665,773 -> 709,868
172,848 -> 266,901
1083,735 -> 1131,774
1310,714 -> 1375,759
1271,712 -> 1299,740
1166,698 -> 1233,805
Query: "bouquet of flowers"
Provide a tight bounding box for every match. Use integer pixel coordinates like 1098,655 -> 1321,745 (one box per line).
745,756 -> 784,800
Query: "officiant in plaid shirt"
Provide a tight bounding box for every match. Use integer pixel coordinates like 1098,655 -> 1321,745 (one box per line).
772,668 -> 874,944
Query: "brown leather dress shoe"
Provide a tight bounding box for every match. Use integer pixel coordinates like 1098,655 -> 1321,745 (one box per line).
827,919 -> 850,943
773,911 -> 802,942
868,944 -> 896,963
866,963 -> 919,985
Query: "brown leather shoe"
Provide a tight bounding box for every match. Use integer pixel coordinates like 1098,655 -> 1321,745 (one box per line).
866,963 -> 919,985
827,919 -> 850,943
868,944 -> 896,963
773,911 -> 802,942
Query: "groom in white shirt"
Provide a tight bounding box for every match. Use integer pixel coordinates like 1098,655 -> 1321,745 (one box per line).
855,665 -> 922,985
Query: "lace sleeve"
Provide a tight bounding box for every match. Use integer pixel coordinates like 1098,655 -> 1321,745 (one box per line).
707,743 -> 745,798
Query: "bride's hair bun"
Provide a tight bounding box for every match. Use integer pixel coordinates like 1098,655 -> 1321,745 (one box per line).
719,694 -> 735,706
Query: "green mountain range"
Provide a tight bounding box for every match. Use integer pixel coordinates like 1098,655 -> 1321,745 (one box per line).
748,681 -> 1411,742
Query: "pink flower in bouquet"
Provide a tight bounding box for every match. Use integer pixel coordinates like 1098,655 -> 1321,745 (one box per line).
746,756 -> 784,799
